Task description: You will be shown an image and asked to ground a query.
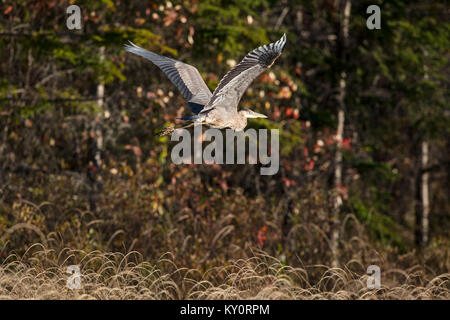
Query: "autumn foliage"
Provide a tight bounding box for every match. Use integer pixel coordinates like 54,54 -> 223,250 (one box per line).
0,1 -> 449,299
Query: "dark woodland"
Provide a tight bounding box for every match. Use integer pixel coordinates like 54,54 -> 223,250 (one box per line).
0,0 -> 448,299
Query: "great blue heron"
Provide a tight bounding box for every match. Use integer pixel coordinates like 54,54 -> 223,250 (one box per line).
125,33 -> 286,135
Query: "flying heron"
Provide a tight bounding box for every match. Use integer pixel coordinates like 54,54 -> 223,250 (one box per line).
125,33 -> 287,135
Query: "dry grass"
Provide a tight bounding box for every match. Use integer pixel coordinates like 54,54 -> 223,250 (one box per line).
0,245 -> 448,300
1,174 -> 448,300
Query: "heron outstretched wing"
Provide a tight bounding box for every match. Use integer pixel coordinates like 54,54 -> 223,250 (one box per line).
124,42 -> 212,111
201,33 -> 287,113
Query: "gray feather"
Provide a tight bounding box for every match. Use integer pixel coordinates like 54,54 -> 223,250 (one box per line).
201,33 -> 287,113
124,41 -> 212,106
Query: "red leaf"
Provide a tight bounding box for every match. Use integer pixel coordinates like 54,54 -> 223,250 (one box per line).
4,5 -> 13,15
342,138 -> 352,150
257,226 -> 268,247
304,160 -> 315,171
303,146 -> 309,158
285,107 -> 293,117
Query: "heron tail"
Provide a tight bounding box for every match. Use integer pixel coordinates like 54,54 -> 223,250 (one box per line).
179,115 -> 200,121
187,101 -> 204,114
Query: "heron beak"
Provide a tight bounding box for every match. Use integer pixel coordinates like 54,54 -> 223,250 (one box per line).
246,110 -> 268,119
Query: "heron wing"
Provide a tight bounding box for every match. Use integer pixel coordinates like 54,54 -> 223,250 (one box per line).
201,33 -> 286,113
124,42 -> 212,109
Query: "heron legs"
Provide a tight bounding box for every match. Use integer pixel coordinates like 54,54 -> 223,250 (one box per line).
156,122 -> 196,136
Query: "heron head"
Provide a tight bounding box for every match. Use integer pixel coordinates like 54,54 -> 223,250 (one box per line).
239,108 -> 268,119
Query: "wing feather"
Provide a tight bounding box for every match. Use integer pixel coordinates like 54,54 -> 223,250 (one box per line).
202,33 -> 287,113
124,42 -> 212,107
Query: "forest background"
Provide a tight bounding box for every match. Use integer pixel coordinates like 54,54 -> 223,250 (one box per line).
0,0 -> 448,299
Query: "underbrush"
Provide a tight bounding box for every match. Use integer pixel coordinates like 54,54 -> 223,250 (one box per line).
0,170 -> 448,300
0,246 -> 448,299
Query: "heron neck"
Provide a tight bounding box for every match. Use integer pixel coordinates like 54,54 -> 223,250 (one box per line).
235,111 -> 248,131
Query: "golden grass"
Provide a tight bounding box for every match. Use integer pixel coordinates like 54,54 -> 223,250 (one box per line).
1,189 -> 448,300
0,245 -> 448,300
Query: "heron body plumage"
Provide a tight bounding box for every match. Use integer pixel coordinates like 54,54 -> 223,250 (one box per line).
125,34 -> 286,134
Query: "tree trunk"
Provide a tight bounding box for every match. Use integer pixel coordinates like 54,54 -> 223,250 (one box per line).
415,140 -> 430,247
415,62 -> 431,248
88,46 -> 105,212
95,47 -> 105,170
331,0 -> 351,268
